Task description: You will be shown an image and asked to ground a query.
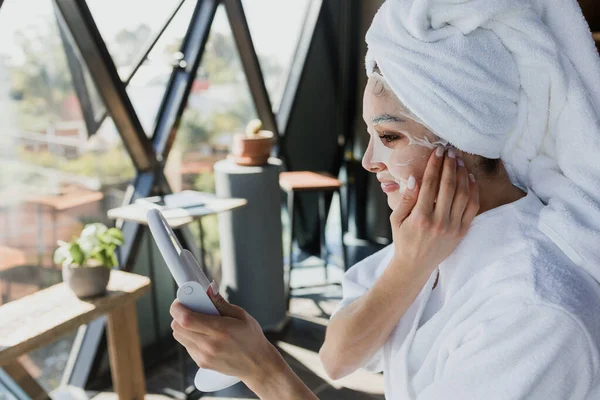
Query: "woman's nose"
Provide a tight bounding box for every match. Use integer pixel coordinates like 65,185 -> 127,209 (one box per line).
362,145 -> 386,173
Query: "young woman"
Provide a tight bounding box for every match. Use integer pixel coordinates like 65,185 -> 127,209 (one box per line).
170,0 -> 600,398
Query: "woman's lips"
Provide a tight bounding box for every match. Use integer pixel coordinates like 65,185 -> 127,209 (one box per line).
380,181 -> 400,193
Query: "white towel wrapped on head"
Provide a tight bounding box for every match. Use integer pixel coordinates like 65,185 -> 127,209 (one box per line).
366,0 -> 600,280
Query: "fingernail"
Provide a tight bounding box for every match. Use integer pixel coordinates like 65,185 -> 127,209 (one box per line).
469,173 -> 475,183
457,158 -> 465,167
435,147 -> 444,158
407,175 -> 416,191
448,149 -> 456,159
209,280 -> 219,296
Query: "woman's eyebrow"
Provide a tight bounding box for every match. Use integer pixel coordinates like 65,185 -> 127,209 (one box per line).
372,114 -> 405,125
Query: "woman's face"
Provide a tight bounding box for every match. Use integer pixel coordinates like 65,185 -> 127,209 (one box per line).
362,76 -> 446,210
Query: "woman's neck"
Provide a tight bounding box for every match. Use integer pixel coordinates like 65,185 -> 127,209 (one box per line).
475,168 -> 527,215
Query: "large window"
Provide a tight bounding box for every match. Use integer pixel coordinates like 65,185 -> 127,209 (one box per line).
167,4 -> 257,277
163,2 -> 312,276
241,0 -> 312,111
0,0 -> 134,392
125,0 -> 196,135
86,0 -> 183,80
0,0 -> 311,394
87,0 -> 196,135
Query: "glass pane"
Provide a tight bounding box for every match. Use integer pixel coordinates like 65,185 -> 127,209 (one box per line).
63,20 -> 105,120
126,0 -> 195,136
241,0 -> 311,111
85,0 -> 182,80
81,55 -> 105,122
0,0 -> 135,392
56,7 -> 106,132
167,4 -> 257,277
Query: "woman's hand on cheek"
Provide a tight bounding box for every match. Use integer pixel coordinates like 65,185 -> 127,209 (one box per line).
169,286 -> 281,389
390,147 -> 479,280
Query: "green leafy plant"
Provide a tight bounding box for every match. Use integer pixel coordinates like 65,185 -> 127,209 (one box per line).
53,223 -> 124,268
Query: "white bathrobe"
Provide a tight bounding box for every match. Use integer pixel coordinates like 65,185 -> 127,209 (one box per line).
336,190 -> 600,399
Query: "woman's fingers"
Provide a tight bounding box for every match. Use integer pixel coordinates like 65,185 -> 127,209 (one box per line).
172,329 -> 193,349
389,177 -> 420,226
172,323 -> 203,361
170,300 -> 225,335
460,174 -> 480,234
172,326 -> 214,369
415,147 -> 445,214
208,287 -> 247,320
434,150 -> 457,221
172,320 -> 200,341
449,159 -> 470,225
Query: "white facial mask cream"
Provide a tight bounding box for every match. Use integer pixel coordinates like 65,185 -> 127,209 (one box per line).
369,128 -> 449,193
365,74 -> 450,192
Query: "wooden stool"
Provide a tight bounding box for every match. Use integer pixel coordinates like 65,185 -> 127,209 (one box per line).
279,171 -> 347,304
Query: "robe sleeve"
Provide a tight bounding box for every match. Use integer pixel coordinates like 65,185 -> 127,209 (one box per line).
331,246 -> 393,373
417,304 -> 598,400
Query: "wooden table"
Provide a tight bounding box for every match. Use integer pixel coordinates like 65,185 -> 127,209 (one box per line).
0,270 -> 151,400
108,191 -> 247,273
107,191 -> 247,229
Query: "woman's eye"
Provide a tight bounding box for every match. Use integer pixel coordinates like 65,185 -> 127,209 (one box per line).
379,133 -> 401,143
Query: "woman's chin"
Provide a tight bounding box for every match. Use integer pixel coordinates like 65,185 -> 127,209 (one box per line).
386,191 -> 402,210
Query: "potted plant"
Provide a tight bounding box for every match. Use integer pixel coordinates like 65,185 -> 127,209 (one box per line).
231,119 -> 274,166
53,223 -> 124,298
